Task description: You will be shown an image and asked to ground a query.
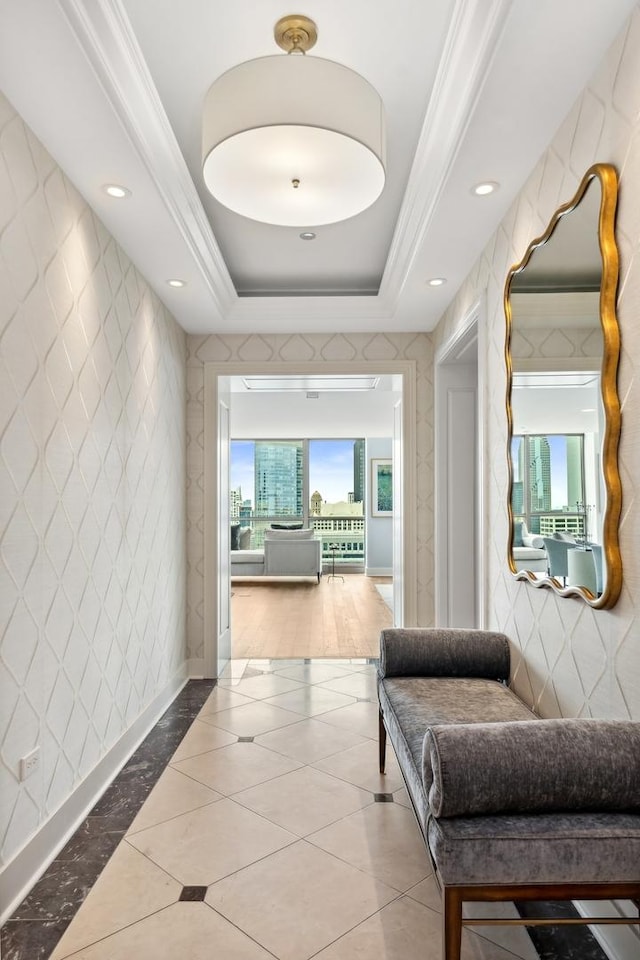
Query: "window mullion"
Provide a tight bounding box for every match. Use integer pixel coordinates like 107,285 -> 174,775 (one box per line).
302,438 -> 309,527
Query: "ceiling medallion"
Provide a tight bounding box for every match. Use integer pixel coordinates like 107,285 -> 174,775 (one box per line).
273,14 -> 318,54
201,14 -> 386,227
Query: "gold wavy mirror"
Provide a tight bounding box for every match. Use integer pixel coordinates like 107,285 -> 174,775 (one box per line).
505,163 -> 621,608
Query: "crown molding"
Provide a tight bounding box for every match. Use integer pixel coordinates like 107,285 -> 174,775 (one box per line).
227,293 -> 393,331
380,0 -> 512,305
49,0 -> 514,333
5,0 -> 629,334
55,0 -> 400,331
57,0 -> 235,320
56,0 -> 512,333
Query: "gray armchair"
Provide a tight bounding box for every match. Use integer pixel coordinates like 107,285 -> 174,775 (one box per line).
263,531 -> 322,581
231,528 -> 322,581
542,537 -> 572,584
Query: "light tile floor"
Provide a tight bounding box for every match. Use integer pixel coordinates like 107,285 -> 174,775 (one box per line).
34,658 -> 543,960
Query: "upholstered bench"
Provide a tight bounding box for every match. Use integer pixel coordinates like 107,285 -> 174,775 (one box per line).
377,628 -> 640,960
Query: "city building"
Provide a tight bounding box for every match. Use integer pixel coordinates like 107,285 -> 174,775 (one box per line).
511,480 -> 524,516
353,439 -> 366,505
538,515 -> 585,538
254,442 -> 303,517
229,487 -> 243,520
526,435 -> 552,512
565,435 -> 584,510
311,499 -> 365,562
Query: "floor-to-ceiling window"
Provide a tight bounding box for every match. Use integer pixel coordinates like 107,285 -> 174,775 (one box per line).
309,439 -> 365,569
230,437 -> 365,569
511,433 -> 588,538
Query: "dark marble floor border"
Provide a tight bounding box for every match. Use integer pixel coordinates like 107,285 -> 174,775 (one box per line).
0,679 -> 215,960
514,901 -> 609,960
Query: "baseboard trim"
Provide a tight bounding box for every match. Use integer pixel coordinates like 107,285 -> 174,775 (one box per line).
0,665 -> 189,924
187,657 -> 206,678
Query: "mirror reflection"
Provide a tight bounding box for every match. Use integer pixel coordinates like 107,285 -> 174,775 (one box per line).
505,164 -> 622,608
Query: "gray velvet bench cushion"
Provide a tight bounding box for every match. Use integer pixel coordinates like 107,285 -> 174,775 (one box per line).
428,809 -> 640,886
377,627 -> 640,960
427,718 -> 640,818
378,677 -> 535,827
427,719 -> 640,885
379,627 -> 510,680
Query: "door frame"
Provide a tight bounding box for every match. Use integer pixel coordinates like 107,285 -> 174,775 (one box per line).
434,298 -> 487,627
203,359 -> 417,677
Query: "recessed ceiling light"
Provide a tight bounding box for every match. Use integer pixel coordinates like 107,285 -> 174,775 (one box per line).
103,184 -> 131,199
428,277 -> 446,287
299,232 -> 316,240
472,181 -> 499,196
167,279 -> 186,288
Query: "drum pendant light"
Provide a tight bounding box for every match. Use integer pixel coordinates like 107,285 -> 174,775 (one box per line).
202,15 -> 386,227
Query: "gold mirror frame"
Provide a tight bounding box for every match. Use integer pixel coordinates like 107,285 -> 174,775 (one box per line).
505,163 -> 622,608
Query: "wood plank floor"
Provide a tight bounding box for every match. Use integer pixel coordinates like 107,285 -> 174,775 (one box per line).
230,574 -> 392,659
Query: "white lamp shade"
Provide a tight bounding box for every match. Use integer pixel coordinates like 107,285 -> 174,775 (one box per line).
202,55 -> 386,226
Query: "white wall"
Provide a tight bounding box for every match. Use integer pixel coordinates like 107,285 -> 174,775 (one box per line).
229,382 -> 397,438
0,93 -> 187,914
366,438 -> 393,574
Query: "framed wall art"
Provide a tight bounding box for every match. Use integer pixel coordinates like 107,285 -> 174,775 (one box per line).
371,458 -> 392,516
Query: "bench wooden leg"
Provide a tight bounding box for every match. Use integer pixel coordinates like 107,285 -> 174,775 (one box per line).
443,887 -> 463,960
378,710 -> 386,773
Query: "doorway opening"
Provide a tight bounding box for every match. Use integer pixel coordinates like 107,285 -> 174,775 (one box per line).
203,360 -> 417,678
434,302 -> 485,628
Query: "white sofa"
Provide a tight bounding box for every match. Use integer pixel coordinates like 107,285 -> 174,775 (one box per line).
512,521 -> 547,572
231,527 -> 322,582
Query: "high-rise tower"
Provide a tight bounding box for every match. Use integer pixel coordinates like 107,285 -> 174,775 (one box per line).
353,439 -> 365,504
528,435 -> 552,512
254,442 -> 303,516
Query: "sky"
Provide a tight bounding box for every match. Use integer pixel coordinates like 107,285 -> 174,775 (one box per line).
549,436 -> 571,508
231,439 -> 359,505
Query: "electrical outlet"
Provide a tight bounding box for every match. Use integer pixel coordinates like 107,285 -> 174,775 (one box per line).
20,747 -> 40,781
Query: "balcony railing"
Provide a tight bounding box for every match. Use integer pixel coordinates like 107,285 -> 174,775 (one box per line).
235,516 -> 365,564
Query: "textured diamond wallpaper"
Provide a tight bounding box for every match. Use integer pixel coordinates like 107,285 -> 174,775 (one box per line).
0,93 -> 187,873
436,8 -> 640,723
